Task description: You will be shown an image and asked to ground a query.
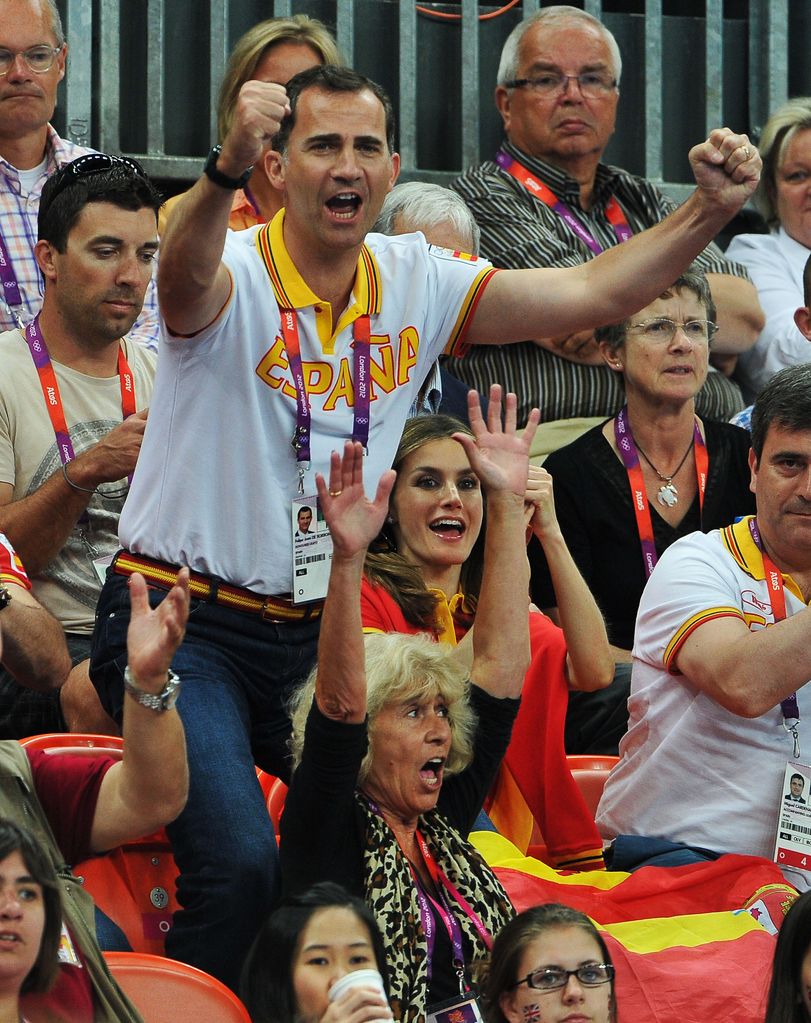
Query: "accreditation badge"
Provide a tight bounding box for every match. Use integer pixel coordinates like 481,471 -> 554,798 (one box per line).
291,495 -> 332,604
773,761 -> 811,872
426,993 -> 485,1023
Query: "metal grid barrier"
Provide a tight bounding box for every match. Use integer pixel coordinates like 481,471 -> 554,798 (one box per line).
56,0 -> 796,201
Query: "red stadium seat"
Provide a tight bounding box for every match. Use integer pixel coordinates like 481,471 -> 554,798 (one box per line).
267,777 -> 288,834
104,952 -> 252,1022
19,732 -> 124,758
566,755 -> 620,817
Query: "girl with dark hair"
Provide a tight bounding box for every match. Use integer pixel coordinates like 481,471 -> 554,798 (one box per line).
241,881 -> 392,1023
483,904 -> 617,1023
764,890 -> 811,1023
0,818 -> 62,1023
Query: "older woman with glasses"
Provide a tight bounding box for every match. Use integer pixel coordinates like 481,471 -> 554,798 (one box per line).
482,904 -> 617,1023
530,271 -> 755,751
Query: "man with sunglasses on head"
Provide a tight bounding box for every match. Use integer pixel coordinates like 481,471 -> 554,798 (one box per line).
450,5 -> 764,441
0,153 -> 160,739
0,0 -> 158,348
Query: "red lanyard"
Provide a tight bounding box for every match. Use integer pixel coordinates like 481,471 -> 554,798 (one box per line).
495,148 -> 632,253
614,407 -> 708,579
24,315 -> 137,464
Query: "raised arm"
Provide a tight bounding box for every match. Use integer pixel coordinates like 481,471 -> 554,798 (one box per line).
467,129 -> 761,345
526,466 -> 613,692
157,81 -> 289,335
453,387 -> 539,699
314,443 -> 396,723
90,569 -> 190,852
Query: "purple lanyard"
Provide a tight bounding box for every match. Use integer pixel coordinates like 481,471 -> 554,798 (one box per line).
747,517 -> 800,749
412,875 -> 465,983
0,233 -> 24,329
495,148 -> 632,255
279,305 -> 371,492
243,185 -> 261,219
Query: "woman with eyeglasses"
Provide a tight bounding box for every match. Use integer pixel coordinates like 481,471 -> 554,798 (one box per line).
529,270 -> 754,752
483,904 -> 617,1023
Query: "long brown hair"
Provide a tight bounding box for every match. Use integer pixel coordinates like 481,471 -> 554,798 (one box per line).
364,415 -> 485,631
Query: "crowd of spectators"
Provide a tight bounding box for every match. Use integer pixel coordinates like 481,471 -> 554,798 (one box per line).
1,0 -> 810,1021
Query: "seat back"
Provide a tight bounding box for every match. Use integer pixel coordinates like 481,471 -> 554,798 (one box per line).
104,952 -> 252,1022
267,777 -> 288,834
19,732 -> 124,758
566,755 -> 619,817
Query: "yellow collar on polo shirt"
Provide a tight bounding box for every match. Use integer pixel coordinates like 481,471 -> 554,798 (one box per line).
722,515 -> 805,603
256,209 -> 382,350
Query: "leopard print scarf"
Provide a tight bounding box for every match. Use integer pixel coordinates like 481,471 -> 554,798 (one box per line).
357,792 -> 514,1023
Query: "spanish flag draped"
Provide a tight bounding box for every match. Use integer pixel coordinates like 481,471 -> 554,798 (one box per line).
475,833 -> 794,1023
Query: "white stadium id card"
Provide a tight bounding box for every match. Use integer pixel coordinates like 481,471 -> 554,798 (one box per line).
291,495 -> 332,604
774,761 -> 811,871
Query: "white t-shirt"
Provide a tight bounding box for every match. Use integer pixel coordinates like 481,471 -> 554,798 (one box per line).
726,228 -> 810,401
0,329 -> 156,632
119,214 -> 496,595
596,517 -> 811,888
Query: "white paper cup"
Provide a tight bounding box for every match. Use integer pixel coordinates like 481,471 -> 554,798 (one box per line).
328,968 -> 387,1004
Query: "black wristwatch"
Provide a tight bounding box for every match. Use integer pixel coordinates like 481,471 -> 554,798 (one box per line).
124,666 -> 182,713
0,585 -> 11,612
203,145 -> 253,190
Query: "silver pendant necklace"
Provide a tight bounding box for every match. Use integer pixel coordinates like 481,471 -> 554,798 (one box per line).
634,438 -> 694,508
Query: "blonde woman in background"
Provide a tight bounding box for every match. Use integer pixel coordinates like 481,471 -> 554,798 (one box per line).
727,98 -> 811,400
160,15 -> 342,232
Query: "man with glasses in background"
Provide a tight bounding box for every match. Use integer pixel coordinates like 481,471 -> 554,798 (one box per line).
0,153 -> 160,739
0,0 -> 158,348
451,4 -> 764,441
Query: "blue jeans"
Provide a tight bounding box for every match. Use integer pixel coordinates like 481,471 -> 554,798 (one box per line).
90,570 -> 320,990
605,834 -> 722,871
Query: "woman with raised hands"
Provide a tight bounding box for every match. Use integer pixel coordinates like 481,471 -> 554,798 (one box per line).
282,389 -> 538,1022
360,406 -> 613,868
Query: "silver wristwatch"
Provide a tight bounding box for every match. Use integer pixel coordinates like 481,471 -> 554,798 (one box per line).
123,666 -> 181,712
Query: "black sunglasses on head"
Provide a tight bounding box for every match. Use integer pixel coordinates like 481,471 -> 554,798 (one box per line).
42,153 -> 148,218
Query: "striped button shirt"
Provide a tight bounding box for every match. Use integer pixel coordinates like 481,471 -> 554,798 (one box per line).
450,140 -> 750,423
0,124 -> 158,351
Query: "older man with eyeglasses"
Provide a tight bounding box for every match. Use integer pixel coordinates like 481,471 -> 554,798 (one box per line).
0,0 -> 158,350
451,5 -> 764,440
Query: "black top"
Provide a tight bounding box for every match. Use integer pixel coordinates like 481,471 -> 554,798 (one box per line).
530,418 -> 755,650
280,686 -> 519,1007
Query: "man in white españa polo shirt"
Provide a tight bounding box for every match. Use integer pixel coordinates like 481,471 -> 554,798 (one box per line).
89,63 -> 761,988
